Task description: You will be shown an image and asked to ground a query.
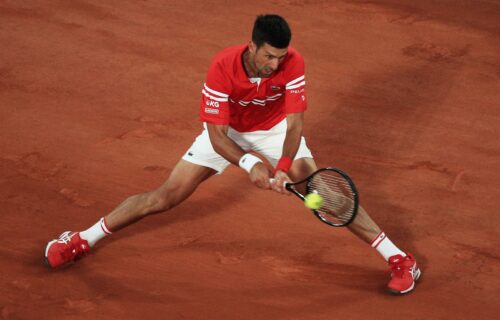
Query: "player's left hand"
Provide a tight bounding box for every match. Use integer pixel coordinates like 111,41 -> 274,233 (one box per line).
271,170 -> 292,195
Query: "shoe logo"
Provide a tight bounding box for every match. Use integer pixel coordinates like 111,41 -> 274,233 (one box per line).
409,265 -> 417,278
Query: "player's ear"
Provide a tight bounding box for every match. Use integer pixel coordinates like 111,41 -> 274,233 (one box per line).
248,41 -> 257,54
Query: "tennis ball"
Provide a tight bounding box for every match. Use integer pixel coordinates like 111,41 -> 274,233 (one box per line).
304,193 -> 323,210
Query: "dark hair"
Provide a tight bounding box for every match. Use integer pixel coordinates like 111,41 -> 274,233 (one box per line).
252,14 -> 291,49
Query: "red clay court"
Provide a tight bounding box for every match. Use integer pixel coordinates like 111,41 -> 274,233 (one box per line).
1,1 -> 499,319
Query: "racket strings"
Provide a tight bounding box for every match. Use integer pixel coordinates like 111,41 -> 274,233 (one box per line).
309,171 -> 356,224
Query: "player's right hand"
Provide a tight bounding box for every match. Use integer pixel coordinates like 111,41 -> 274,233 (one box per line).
271,170 -> 292,195
249,162 -> 272,189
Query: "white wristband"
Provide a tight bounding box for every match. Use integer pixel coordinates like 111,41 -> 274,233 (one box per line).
239,153 -> 263,174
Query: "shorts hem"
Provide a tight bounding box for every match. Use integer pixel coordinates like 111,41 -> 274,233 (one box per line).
181,154 -> 227,174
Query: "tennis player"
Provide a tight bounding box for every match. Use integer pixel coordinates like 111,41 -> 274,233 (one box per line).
45,14 -> 420,294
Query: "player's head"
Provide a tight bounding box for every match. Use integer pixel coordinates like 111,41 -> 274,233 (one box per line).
252,14 -> 291,49
248,14 -> 291,77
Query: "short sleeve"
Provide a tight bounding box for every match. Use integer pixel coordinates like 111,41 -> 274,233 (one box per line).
200,61 -> 232,124
284,52 -> 307,113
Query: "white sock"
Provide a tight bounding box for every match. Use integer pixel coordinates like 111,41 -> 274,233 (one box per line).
79,217 -> 112,247
371,232 -> 406,261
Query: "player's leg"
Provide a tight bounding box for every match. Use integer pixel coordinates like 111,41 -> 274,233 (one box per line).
250,119 -> 420,293
45,127 -> 229,269
288,157 -> 421,294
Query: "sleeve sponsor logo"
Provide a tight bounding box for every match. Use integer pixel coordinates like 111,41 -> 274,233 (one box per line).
205,100 -> 220,108
204,107 -> 219,114
290,88 -> 305,94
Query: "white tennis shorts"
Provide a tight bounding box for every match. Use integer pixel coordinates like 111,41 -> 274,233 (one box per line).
182,118 -> 313,174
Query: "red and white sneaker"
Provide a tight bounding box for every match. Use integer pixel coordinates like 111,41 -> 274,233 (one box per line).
45,231 -> 90,268
387,253 -> 421,294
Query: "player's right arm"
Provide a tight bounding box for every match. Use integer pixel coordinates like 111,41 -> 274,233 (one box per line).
201,58 -> 271,189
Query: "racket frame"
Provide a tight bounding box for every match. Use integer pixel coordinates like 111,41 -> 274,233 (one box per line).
285,167 -> 359,227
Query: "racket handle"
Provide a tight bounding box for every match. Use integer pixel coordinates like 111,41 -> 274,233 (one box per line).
269,178 -> 288,188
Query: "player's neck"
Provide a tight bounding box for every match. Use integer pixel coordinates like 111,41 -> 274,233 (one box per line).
242,49 -> 259,78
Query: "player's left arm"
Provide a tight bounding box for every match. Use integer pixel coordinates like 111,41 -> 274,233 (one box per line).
273,49 -> 307,193
272,112 -> 304,193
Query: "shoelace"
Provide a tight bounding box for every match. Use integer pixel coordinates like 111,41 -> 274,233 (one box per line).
58,232 -> 72,244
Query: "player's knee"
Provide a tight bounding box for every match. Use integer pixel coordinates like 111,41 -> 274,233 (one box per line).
144,192 -> 171,214
144,186 -> 183,214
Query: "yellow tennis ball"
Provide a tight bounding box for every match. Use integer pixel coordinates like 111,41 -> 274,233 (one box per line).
304,193 -> 323,210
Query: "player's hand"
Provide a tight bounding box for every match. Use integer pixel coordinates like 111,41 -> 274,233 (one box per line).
271,170 -> 292,195
249,162 -> 272,189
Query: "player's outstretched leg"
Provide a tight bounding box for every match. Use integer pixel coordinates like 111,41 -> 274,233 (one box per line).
45,160 -> 216,268
289,157 -> 421,294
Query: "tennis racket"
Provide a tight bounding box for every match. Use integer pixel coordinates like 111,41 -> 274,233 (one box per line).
272,168 -> 359,227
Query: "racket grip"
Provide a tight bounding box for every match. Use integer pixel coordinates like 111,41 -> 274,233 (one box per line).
269,178 -> 288,188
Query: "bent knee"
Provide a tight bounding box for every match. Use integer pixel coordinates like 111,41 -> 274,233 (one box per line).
145,192 -> 171,213
145,186 -> 185,214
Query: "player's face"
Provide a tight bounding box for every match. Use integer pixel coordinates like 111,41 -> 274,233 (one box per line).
249,42 -> 288,77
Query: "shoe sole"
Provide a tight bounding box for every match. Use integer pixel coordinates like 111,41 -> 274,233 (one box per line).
387,267 -> 421,295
